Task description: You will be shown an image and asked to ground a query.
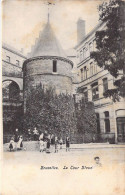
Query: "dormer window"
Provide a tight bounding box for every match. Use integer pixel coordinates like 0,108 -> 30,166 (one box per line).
6,56 -> 10,62
16,60 -> 20,66
53,60 -> 57,72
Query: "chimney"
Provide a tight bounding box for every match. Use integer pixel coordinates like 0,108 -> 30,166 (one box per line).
77,18 -> 86,44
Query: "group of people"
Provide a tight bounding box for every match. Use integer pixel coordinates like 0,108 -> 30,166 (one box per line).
9,128 -> 70,153
39,132 -> 70,153
9,129 -> 23,151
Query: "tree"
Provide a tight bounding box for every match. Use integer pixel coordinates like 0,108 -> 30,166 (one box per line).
23,85 -> 77,139
75,97 -> 97,143
90,0 -> 125,101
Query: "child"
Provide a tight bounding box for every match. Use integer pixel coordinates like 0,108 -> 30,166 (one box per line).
17,136 -> 23,150
9,137 -> 15,151
39,139 -> 44,152
94,156 -> 102,167
59,137 -> 63,149
20,136 -> 23,149
39,133 -> 44,141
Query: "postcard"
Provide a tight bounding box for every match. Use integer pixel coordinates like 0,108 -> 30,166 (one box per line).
1,0 -> 125,194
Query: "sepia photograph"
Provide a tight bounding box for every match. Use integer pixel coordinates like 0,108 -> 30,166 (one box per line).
1,0 -> 125,194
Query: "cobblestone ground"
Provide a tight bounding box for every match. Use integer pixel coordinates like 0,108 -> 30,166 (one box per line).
2,143 -> 125,195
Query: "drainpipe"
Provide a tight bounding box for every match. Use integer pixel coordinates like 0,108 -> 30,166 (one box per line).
113,100 -> 118,144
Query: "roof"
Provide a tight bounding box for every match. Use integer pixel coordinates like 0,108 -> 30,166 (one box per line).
2,42 -> 27,59
28,22 -> 66,58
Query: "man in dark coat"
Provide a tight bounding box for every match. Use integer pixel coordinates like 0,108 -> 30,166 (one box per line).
66,136 -> 70,152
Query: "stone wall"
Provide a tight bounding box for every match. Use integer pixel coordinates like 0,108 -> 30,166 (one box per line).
24,74 -> 72,94
23,57 -> 73,98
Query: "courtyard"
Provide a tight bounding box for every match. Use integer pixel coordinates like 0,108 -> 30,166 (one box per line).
1,144 -> 125,195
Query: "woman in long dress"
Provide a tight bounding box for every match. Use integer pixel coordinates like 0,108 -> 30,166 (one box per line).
39,139 -> 44,152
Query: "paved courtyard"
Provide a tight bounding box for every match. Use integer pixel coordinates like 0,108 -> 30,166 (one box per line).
1,144 -> 125,195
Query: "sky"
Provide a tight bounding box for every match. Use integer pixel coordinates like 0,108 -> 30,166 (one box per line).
2,0 -> 103,55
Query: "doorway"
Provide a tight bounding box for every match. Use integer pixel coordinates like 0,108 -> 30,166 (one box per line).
117,117 -> 125,142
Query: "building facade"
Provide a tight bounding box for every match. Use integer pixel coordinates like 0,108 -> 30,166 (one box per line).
2,43 -> 26,141
75,21 -> 125,143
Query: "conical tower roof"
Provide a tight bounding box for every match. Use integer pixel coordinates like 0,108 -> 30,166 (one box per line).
28,22 -> 66,58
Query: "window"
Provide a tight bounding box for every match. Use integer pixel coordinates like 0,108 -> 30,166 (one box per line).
83,88 -> 88,101
90,62 -> 93,76
103,78 -> 108,93
80,68 -> 83,81
89,42 -> 93,53
104,111 -> 110,133
96,113 -> 101,133
83,48 -> 87,59
80,50 -> 82,61
117,117 -> 125,142
94,61 -> 97,74
84,66 -> 87,80
53,60 -> 57,72
83,49 -> 85,59
16,60 -> 20,66
6,56 -> 10,62
91,82 -> 99,100
90,61 -> 97,75
93,39 -> 96,51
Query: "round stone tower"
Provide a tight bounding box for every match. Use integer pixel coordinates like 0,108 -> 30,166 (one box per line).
23,22 -> 73,111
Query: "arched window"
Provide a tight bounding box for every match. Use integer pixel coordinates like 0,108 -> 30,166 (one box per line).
2,81 -> 20,101
104,111 -> 110,133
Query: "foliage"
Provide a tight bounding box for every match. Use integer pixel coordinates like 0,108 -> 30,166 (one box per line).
90,0 -> 125,101
21,85 -> 97,143
75,98 -> 97,143
23,85 -> 76,138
